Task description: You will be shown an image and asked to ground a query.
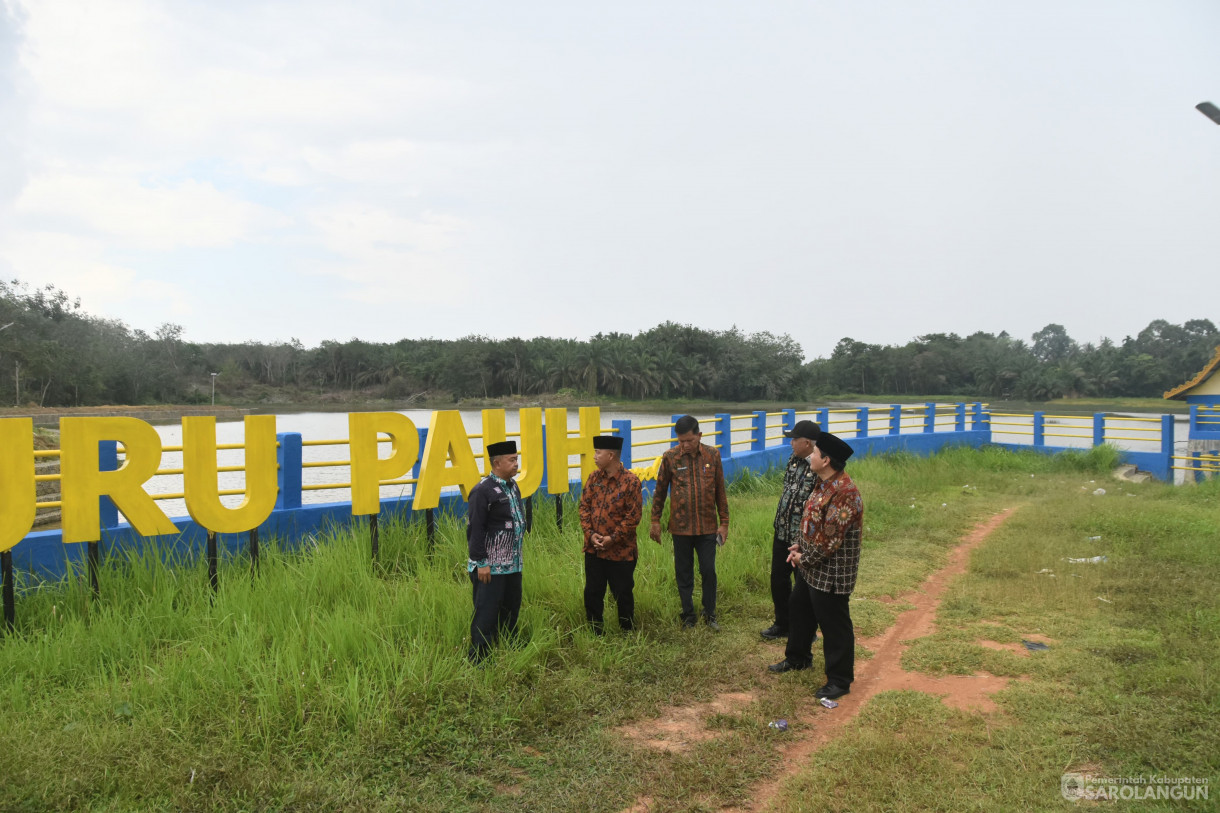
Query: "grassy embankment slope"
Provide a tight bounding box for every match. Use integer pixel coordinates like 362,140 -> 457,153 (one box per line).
1,447 -> 1215,811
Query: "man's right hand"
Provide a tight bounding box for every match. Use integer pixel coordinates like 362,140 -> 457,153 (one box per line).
477,565 -> 491,584
649,522 -> 662,544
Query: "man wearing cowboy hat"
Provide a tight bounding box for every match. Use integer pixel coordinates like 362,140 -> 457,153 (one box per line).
466,440 -> 527,664
578,435 -> 644,633
768,431 -> 864,702
761,419 -> 822,641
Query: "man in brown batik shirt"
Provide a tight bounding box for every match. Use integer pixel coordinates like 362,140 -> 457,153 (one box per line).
579,435 -> 643,633
649,415 -> 730,629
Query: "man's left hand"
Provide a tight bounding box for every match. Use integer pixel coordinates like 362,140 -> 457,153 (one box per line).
717,525 -> 729,545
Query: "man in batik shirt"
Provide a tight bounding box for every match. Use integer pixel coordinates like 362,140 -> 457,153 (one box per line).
649,415 -> 730,629
761,419 -> 821,641
579,435 -> 643,633
768,432 -> 863,702
467,440 -> 526,664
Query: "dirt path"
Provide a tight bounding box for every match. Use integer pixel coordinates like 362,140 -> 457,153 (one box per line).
619,507 -> 1024,813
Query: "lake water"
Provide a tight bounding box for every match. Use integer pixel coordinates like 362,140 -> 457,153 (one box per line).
141,405 -> 1201,519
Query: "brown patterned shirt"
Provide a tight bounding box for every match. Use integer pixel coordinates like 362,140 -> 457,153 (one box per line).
579,464 -> 644,561
650,443 -> 730,537
796,470 -> 863,594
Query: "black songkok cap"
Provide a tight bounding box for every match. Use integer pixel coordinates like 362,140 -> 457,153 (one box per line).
783,420 -> 822,441
486,440 -> 518,457
592,435 -> 624,451
814,432 -> 854,462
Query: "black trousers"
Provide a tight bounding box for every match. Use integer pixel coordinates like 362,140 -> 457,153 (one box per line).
785,579 -> 854,687
673,534 -> 718,622
584,554 -> 637,631
468,570 -> 523,663
770,532 -> 796,629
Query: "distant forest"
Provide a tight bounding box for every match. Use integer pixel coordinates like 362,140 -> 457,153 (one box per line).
1,278 -> 1216,407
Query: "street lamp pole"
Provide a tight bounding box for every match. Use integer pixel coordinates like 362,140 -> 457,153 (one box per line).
210,372 -> 219,405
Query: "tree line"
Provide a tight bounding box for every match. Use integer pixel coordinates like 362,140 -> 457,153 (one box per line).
0,278 -> 1215,407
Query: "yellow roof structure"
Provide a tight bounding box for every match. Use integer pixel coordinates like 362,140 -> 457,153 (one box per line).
1164,345 -> 1220,399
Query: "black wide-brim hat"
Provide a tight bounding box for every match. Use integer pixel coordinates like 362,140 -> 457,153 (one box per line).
814,432 -> 854,462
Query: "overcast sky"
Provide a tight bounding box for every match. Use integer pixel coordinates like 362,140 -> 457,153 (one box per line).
1,1 -> 1216,361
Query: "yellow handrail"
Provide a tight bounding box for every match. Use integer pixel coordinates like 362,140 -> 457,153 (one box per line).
632,437 -> 675,449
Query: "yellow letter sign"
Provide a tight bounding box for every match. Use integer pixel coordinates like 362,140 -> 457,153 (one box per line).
349,412 -> 420,515
545,407 -> 600,495
183,416 -> 279,533
0,419 -> 36,552
412,410 -> 482,510
60,417 -> 178,543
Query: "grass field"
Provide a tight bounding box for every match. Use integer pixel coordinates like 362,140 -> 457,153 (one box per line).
1,446 -> 1216,811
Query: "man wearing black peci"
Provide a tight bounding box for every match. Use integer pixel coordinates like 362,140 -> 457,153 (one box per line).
768,432 -> 864,702
578,435 -> 644,633
466,440 -> 527,664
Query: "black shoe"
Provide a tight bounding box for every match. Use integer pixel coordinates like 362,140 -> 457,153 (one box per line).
768,659 -> 810,673
681,618 -> 696,629
760,624 -> 788,640
705,618 -> 721,632
814,683 -> 850,700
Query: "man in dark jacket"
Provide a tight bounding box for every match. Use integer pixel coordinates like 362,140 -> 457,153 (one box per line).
466,440 -> 526,664
761,420 -> 821,640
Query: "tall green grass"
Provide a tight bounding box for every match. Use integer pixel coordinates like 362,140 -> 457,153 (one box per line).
0,446 -> 1211,811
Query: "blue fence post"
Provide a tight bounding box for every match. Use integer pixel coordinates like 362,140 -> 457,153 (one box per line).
98,440 -> 119,530
817,407 -> 830,434
781,409 -> 796,436
752,410 -> 768,452
856,407 -> 869,438
889,405 -> 901,435
1093,414 -> 1105,447
1032,412 -> 1045,447
1190,405 -> 1199,436
715,413 -> 733,458
1160,414 -> 1174,481
613,419 -> 633,469
537,425 -> 548,494
671,414 -> 684,441
1192,451 -> 1202,484
412,428 -> 427,481
970,402 -> 988,431
954,403 -> 966,433
924,402 -> 936,434
275,432 -> 303,510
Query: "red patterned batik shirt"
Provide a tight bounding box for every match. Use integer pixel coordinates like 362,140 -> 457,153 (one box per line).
579,465 -> 644,561
797,470 -> 863,594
